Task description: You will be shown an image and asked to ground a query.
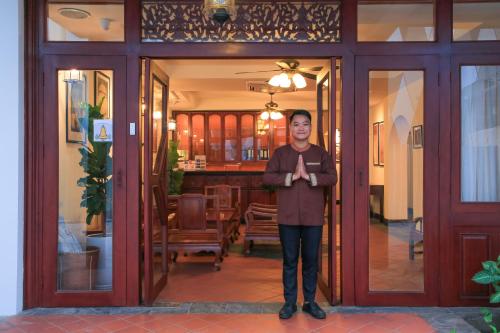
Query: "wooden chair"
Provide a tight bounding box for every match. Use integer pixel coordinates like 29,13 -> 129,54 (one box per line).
243,205 -> 280,255
167,194 -> 225,271
409,217 -> 424,260
205,185 -> 242,241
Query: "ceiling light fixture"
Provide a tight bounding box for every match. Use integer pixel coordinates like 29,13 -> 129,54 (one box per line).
63,69 -> 83,83
203,0 -> 236,25
269,72 -> 307,89
58,7 -> 91,20
260,92 -> 284,120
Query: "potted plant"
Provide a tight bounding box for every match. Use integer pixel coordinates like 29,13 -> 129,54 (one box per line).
77,98 -> 112,233
472,255 -> 500,332
168,140 -> 184,195
77,98 -> 113,290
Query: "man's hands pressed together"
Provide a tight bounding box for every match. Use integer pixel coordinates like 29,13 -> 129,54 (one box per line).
292,154 -> 310,182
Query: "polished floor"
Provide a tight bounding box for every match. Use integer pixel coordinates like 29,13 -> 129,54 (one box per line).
0,312 -> 436,333
157,221 -> 423,303
156,227 -> 327,304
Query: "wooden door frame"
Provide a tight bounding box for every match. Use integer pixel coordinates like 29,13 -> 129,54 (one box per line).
40,55 -> 128,306
142,58 -> 170,305
354,55 -> 440,306
316,58 -> 340,305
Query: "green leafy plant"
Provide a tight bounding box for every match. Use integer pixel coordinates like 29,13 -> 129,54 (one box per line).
77,98 -> 113,229
167,140 -> 184,195
472,254 -> 500,333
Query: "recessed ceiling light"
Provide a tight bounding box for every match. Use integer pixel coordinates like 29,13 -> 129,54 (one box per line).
58,8 -> 91,20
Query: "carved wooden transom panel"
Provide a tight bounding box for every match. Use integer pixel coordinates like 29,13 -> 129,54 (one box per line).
142,1 -> 341,43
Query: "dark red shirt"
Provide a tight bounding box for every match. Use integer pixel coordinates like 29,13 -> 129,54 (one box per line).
263,144 -> 337,226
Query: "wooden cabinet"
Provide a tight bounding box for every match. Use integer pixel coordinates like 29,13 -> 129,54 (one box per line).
173,111 -> 290,163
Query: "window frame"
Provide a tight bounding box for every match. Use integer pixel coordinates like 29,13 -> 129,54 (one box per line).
451,54 -> 500,213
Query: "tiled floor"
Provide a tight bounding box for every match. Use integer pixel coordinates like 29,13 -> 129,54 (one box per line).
0,312 -> 436,333
156,227 -> 327,304
157,222 -> 424,303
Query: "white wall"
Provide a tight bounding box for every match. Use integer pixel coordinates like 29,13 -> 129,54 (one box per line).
0,0 -> 24,315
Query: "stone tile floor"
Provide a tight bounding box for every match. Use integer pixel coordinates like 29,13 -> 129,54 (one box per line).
1,305 -> 495,333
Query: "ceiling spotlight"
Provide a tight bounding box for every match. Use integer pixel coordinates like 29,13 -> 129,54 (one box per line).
58,7 -> 91,20
100,18 -> 112,31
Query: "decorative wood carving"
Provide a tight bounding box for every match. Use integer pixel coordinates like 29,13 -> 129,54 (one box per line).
142,1 -> 340,43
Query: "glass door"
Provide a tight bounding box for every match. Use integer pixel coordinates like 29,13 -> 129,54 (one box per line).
316,58 -> 341,305
354,56 -> 439,305
142,58 -> 170,305
41,55 -> 127,306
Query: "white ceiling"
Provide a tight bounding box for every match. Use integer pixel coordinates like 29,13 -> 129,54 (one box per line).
155,59 -> 331,111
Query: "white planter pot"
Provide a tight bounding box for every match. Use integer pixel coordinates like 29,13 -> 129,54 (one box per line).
86,234 -> 112,290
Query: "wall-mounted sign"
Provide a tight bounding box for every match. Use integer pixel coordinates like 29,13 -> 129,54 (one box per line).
93,119 -> 113,142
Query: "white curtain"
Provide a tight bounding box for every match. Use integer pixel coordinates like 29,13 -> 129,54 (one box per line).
461,66 -> 500,202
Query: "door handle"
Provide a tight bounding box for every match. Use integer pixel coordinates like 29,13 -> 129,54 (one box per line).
358,171 -> 363,187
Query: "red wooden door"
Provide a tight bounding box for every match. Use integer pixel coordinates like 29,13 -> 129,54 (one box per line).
142,59 -> 170,305
41,55 -> 127,306
316,58 -> 340,305
354,56 -> 440,305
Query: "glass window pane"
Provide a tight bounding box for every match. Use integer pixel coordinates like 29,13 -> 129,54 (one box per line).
358,2 -> 435,42
224,115 -> 237,161
192,115 -> 205,157
241,115 -> 254,161
256,117 -> 270,160
208,115 -> 221,161
461,66 -> 500,202
175,114 -> 189,161
368,70 -> 424,292
152,78 -> 164,160
47,1 -> 124,42
453,2 -> 500,41
272,116 -> 287,151
57,69 -> 114,291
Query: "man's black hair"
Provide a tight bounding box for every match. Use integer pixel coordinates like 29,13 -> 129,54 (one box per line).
289,109 -> 312,123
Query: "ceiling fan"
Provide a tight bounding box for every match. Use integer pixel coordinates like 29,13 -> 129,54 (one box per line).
260,92 -> 284,121
235,59 -> 322,89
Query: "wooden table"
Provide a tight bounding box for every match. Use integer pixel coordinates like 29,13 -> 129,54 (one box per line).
206,208 -> 238,255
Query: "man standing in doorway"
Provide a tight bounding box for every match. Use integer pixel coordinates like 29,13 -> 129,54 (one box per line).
263,110 -> 337,320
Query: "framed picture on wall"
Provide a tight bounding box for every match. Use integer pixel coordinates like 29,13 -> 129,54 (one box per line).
66,75 -> 87,143
378,122 -> 384,165
373,122 -> 379,166
413,125 -> 423,149
373,121 -> 384,166
94,71 -> 110,118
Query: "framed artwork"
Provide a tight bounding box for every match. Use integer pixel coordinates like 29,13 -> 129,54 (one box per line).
373,121 -> 384,166
94,71 -> 110,118
413,124 -> 424,149
373,122 -> 379,166
378,122 -> 384,165
66,74 -> 87,143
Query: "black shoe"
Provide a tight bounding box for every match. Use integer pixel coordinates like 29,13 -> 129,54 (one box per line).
302,302 -> 326,319
279,302 -> 297,319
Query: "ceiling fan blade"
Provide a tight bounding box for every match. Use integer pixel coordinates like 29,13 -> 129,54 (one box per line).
298,71 -> 317,80
298,66 -> 323,72
234,69 -> 281,75
276,61 -> 292,70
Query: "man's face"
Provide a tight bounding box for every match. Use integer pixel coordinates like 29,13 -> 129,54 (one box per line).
290,114 -> 312,142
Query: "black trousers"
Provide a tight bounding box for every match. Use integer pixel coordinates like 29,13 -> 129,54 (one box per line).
278,224 -> 323,304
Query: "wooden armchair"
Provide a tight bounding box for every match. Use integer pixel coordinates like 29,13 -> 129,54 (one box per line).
409,217 -> 424,260
167,194 -> 225,271
243,205 -> 279,255
205,185 -> 241,241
